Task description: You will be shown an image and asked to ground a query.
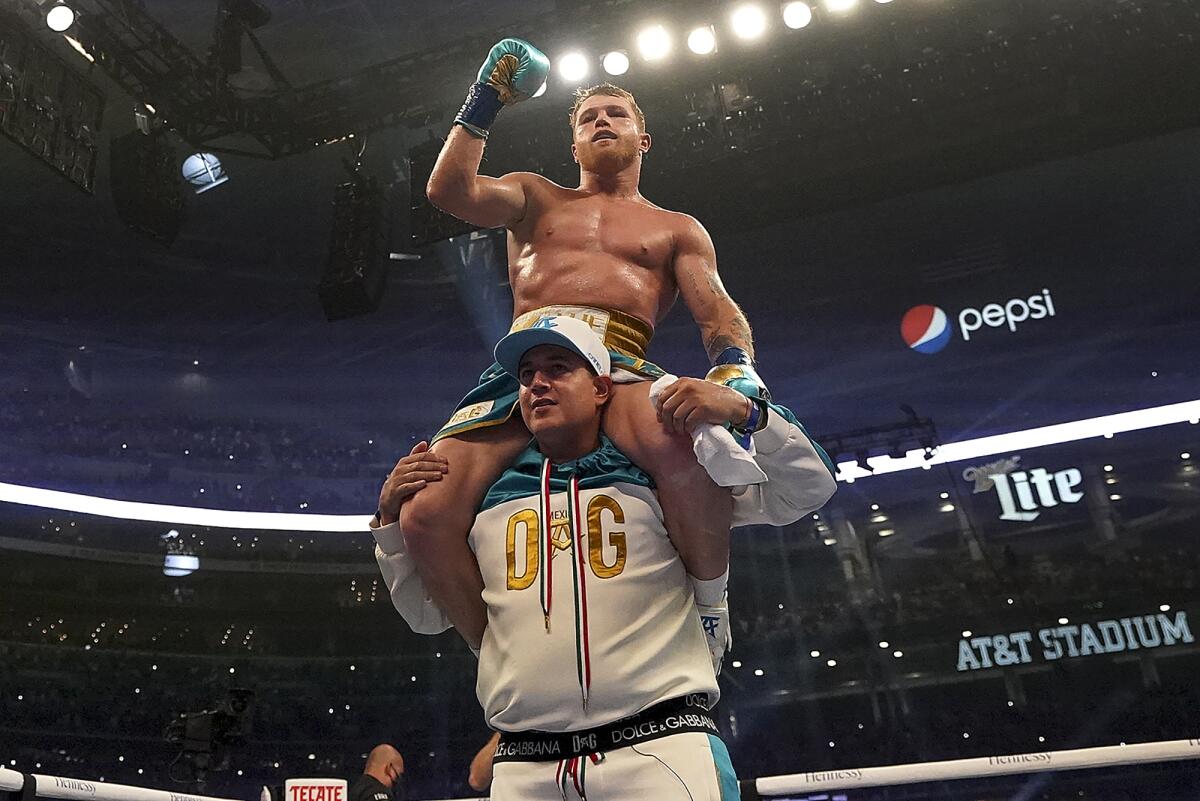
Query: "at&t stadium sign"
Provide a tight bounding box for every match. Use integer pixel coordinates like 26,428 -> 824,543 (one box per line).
957,610 -> 1193,671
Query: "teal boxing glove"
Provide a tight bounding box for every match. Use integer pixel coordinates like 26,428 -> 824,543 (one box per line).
705,347 -> 770,402
706,347 -> 770,449
454,38 -> 550,139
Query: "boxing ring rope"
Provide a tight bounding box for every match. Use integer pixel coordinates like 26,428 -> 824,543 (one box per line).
417,738 -> 1200,801
0,769 -> 240,801
743,737 -> 1200,797
4,739 -> 1198,801
0,769 -> 23,793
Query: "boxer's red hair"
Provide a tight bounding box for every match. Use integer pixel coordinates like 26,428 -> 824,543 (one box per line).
569,84 -> 646,132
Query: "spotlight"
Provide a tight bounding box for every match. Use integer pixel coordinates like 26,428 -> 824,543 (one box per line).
687,25 -> 717,55
46,3 -> 75,32
602,50 -> 630,76
636,24 -> 672,61
557,52 -> 590,83
875,0 -> 894,3
181,153 -> 230,194
783,2 -> 813,29
731,5 -> 768,40
825,0 -> 858,12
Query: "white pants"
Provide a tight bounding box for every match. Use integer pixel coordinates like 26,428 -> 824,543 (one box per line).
490,732 -> 740,801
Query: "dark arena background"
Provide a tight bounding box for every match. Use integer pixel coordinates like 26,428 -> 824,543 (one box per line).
2,0 -> 1200,799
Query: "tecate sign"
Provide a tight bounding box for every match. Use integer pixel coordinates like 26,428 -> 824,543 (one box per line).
901,288 -> 1057,354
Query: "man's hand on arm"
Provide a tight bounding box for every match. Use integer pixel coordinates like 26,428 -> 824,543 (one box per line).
654,378 -> 755,436
375,442 -> 448,526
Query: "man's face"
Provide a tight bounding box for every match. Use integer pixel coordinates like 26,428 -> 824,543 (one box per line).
571,95 -> 650,173
517,345 -> 611,438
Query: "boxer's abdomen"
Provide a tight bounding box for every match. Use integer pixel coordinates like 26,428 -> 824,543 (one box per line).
509,246 -> 674,329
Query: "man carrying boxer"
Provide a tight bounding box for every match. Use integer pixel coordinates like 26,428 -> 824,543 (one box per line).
399,38 -> 769,652
373,317 -> 835,800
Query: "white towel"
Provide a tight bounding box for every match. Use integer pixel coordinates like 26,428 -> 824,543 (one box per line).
648,374 -> 767,487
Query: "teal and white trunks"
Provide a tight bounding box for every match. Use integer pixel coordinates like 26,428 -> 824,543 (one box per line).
433,305 -> 665,444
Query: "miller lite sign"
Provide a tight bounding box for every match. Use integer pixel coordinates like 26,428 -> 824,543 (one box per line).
963,456 -> 1084,522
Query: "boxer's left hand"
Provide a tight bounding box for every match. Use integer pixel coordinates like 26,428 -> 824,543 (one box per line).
705,347 -> 771,401
654,377 -> 752,435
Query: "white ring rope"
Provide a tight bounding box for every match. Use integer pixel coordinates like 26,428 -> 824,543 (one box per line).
751,738 -> 1200,796
4,738 -> 1198,801
0,767 -> 23,792
0,770 -> 241,801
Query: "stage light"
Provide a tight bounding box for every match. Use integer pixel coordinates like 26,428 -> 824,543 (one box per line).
782,1 -> 814,29
875,0 -> 894,3
181,153 -> 229,194
687,25 -> 717,55
557,52 -> 589,83
162,553 -> 198,577
636,24 -> 672,61
825,0 -> 858,12
602,50 -> 630,76
730,5 -> 768,40
46,3 -> 75,32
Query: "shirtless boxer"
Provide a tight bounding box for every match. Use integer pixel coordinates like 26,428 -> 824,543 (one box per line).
399,39 -> 767,649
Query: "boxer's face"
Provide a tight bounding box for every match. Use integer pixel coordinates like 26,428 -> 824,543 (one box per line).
517,345 -> 611,436
571,96 -> 650,173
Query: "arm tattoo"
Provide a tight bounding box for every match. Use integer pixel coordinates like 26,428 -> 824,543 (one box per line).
704,310 -> 755,363
685,251 -> 756,362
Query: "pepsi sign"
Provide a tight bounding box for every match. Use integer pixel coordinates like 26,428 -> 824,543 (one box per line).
901,289 -> 1057,354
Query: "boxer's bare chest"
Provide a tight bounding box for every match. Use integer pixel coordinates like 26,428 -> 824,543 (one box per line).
508,192 -> 679,324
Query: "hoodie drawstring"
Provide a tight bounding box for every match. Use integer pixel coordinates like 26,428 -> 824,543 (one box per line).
556,752 -> 603,801
537,457 -> 592,710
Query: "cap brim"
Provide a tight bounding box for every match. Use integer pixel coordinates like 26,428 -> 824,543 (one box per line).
494,329 -> 594,378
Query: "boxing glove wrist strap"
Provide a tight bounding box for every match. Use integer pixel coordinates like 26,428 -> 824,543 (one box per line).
713,346 -> 754,367
454,82 -> 504,139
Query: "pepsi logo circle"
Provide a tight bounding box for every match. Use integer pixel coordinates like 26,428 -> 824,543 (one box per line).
901,305 -> 951,354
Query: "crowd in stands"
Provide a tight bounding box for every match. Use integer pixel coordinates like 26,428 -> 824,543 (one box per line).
2,636 -> 1196,799
726,541 -> 1200,665
0,391 -> 415,513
